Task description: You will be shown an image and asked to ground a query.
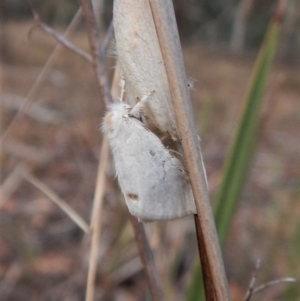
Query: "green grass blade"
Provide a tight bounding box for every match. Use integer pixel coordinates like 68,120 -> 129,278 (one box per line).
214,15 -> 280,248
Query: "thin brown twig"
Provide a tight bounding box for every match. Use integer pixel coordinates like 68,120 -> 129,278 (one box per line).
129,216 -> 164,301
99,21 -> 114,102
24,172 -> 90,234
242,260 -> 296,301
253,277 -> 296,295
100,23 -> 114,60
30,9 -> 92,63
80,0 -> 113,105
242,259 -> 261,301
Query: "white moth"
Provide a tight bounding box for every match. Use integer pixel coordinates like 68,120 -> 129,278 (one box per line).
103,102 -> 196,222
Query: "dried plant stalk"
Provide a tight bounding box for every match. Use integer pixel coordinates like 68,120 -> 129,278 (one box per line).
24,173 -> 90,233
148,2 -> 230,300
80,0 -> 112,105
130,216 -> 164,301
85,137 -> 109,301
33,15 -> 92,63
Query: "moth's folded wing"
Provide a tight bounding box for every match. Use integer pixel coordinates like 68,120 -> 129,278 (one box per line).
135,156 -> 196,221
114,119 -> 196,222
122,136 -> 196,221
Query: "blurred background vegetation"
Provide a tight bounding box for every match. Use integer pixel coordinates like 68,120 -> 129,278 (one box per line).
1,0 -> 300,60
0,0 -> 299,301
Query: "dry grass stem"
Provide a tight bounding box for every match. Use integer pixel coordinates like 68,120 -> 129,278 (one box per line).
80,0 -> 112,105
0,163 -> 26,209
24,172 -> 90,233
243,259 -> 295,301
252,278 -> 296,297
130,216 -> 164,301
99,21 -> 114,61
148,1 -> 230,300
33,16 -> 92,63
99,21 -> 114,96
0,7 -> 82,144
90,138 -> 109,226
85,33 -> 117,301
85,137 -> 109,301
242,259 -> 261,301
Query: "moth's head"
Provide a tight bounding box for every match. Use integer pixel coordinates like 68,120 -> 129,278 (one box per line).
102,102 -> 132,134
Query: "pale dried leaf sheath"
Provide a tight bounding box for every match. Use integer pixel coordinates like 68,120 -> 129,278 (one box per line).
113,0 -> 178,141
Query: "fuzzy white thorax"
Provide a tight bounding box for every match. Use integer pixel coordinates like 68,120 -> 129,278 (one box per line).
102,102 -> 131,138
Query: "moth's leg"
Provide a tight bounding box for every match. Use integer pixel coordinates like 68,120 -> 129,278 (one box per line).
140,90 -> 155,104
119,75 -> 126,102
129,102 -> 147,124
129,90 -> 155,120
